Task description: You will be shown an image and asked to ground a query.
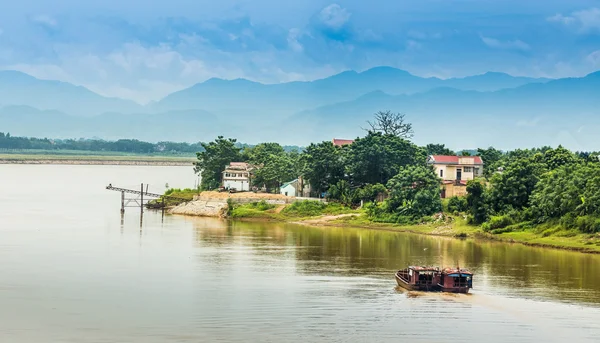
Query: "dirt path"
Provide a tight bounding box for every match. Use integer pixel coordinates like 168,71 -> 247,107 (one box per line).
294,213 -> 357,226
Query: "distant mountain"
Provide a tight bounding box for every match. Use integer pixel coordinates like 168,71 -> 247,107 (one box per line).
288,71 -> 600,150
153,67 -> 549,115
0,71 -> 142,116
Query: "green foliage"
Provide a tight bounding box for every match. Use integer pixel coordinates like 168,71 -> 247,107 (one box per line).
248,200 -> 276,211
425,143 -> 455,156
447,196 -> 468,213
488,154 -> 547,212
194,136 -> 243,190
282,200 -> 327,217
301,141 -> 345,194
466,180 -> 488,224
383,165 -> 442,218
531,163 -> 600,222
245,143 -> 300,192
476,147 -> 503,177
575,216 -> 600,234
357,183 -> 387,202
327,180 -> 357,206
346,131 -> 425,186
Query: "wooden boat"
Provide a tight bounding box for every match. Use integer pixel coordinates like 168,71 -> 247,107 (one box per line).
437,268 -> 474,294
395,266 -> 440,291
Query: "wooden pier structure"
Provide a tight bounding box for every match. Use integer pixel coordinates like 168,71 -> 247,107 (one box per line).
106,183 -> 189,213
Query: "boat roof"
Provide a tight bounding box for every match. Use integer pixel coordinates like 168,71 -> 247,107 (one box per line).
442,268 -> 473,276
409,266 -> 439,271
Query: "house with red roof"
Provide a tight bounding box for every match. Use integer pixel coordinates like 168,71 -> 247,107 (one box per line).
427,155 -> 484,198
332,138 -> 354,147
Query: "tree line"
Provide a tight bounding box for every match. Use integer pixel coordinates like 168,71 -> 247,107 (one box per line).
0,132 -> 300,155
193,110 -> 600,234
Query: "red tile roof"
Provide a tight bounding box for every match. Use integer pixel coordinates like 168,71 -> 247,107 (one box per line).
429,155 -> 483,165
332,138 -> 354,146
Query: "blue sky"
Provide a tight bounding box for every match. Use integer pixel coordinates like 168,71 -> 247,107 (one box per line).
1,0 -> 599,103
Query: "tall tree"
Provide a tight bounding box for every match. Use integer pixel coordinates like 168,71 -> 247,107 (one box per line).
301,141 -> 345,195
194,136 -> 242,190
346,132 -> 425,186
385,165 -> 442,217
426,143 -> 455,156
476,147 -> 503,177
365,110 -> 414,138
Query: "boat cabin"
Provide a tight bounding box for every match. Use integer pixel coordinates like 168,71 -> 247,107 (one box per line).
438,268 -> 473,293
395,266 -> 440,291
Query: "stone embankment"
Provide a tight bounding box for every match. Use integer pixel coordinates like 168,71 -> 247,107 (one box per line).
168,191 -> 301,217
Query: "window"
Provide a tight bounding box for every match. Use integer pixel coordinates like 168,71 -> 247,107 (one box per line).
464,167 -> 473,173
440,169 -> 444,178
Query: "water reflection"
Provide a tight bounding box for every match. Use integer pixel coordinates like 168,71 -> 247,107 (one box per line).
192,219 -> 600,305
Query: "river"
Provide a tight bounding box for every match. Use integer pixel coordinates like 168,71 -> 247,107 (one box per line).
1,165 -> 599,342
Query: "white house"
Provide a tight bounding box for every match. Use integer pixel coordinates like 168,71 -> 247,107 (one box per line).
222,162 -> 253,191
426,155 -> 484,198
280,179 -> 298,197
279,177 -> 312,197
427,155 -> 484,182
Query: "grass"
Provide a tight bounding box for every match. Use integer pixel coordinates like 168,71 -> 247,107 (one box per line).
229,200 -> 359,221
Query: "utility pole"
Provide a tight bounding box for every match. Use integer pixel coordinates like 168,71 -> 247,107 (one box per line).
140,183 -> 144,214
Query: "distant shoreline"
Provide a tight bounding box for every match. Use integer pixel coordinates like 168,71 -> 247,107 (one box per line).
0,154 -> 195,166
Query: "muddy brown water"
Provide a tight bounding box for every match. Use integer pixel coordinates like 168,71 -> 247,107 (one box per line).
1,165 -> 599,342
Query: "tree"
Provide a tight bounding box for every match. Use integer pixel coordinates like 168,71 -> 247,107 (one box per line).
385,165 -> 442,217
426,143 -> 455,156
488,155 -> 547,212
531,163 -> 600,221
346,132 -> 425,186
466,180 -> 488,224
194,136 -> 242,190
365,110 -> 414,138
327,180 -> 356,206
301,141 -> 345,195
543,145 -> 579,170
476,147 -> 503,177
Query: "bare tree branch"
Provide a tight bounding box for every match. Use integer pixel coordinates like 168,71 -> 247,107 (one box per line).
364,110 -> 414,138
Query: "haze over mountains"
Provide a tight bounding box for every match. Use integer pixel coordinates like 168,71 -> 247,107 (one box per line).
0,67 -> 598,150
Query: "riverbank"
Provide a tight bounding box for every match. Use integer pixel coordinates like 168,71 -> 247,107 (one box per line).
0,153 -> 195,166
169,198 -> 600,254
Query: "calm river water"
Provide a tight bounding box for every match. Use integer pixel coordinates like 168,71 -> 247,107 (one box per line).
1,165 -> 600,343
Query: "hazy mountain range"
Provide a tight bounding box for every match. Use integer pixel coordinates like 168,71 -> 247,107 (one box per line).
0,67 -> 598,150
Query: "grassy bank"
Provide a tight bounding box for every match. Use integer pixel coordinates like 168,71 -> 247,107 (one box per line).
227,200 -> 600,254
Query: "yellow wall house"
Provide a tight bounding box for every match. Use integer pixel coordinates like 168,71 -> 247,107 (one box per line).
427,155 -> 484,198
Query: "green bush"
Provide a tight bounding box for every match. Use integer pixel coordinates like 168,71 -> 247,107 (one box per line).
488,215 -> 515,230
447,196 -> 468,213
248,200 -> 275,211
282,200 -> 326,217
575,216 -> 600,234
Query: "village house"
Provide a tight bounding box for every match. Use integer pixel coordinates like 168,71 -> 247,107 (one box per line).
427,155 -> 484,198
222,162 -> 254,192
279,177 -> 312,197
332,138 -> 354,147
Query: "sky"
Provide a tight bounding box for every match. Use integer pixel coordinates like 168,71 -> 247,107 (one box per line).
1,0 -> 600,103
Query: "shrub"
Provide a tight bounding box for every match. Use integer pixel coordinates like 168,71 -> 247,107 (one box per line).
488,215 -> 515,230
575,216 -> 600,234
248,200 -> 275,211
447,196 -> 468,213
282,200 -> 326,217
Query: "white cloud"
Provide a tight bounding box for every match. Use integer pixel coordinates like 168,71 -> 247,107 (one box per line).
31,14 -> 57,27
548,8 -> 600,33
318,4 -> 351,29
587,50 -> 600,66
481,36 -> 530,51
287,28 -> 304,52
